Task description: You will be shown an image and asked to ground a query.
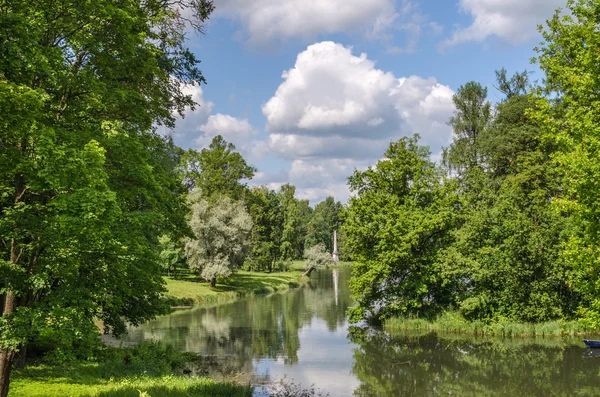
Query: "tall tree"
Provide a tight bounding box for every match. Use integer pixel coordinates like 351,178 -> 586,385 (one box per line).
0,0 -> 213,394
184,189 -> 252,287
442,82 -> 491,175
181,135 -> 256,199
344,136 -> 457,323
306,197 -> 343,254
246,186 -> 283,272
533,0 -> 600,327
279,184 -> 301,261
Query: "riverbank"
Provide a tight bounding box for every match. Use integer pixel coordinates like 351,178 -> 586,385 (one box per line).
10,342 -> 252,397
385,311 -> 597,337
164,263 -> 309,306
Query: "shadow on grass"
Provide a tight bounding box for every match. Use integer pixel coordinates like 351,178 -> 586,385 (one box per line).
212,273 -> 297,294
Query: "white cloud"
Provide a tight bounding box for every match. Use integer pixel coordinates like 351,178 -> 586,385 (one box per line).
194,113 -> 253,145
214,0 -> 398,45
442,0 -> 564,47
266,134 -> 389,161
160,84 -> 214,148
258,41 -> 455,203
262,41 -> 454,148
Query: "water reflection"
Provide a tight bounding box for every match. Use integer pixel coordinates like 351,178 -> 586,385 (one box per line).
122,268 -> 600,397
350,329 -> 596,397
122,267 -> 353,377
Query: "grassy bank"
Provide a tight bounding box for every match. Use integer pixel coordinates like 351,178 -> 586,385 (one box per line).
164,268 -> 309,306
10,343 -> 251,397
385,311 -> 598,337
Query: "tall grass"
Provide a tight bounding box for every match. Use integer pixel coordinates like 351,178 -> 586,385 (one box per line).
385,311 -> 598,337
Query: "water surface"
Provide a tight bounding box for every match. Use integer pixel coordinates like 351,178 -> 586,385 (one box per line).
122,267 -> 599,396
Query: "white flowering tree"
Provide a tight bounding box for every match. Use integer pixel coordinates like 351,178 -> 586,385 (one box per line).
185,189 -> 253,287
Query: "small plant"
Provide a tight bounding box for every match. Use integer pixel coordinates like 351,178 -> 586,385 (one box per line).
265,377 -> 330,397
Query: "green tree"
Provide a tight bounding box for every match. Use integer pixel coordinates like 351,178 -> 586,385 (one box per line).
305,196 -> 343,254
184,189 -> 253,287
279,184 -> 301,261
159,235 -> 185,277
344,136 -> 457,323
442,81 -> 491,175
303,243 -> 334,274
181,135 -> 256,199
533,0 -> 600,326
442,71 -> 576,322
246,186 -> 283,272
0,0 -> 213,394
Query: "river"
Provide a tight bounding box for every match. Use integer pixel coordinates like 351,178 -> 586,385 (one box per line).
121,267 -> 600,396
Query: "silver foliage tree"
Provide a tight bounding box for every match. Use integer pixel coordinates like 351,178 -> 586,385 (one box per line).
185,190 -> 253,286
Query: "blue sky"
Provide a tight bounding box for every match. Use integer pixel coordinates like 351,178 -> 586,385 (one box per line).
168,0 -> 566,204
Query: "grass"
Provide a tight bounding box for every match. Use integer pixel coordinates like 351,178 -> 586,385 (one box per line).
385,311 -> 598,337
10,342 -> 252,397
164,269 -> 309,306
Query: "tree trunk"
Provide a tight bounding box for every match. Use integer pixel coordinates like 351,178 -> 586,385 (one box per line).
0,348 -> 15,397
210,277 -> 216,288
302,266 -> 316,277
0,290 -> 17,397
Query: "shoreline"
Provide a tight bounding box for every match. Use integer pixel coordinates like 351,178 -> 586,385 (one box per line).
163,262 -> 312,307
384,312 -> 600,337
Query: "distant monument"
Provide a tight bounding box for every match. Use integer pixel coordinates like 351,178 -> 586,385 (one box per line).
332,230 -> 340,262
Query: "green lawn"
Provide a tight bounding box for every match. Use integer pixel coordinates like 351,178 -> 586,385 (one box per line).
10,343 -> 252,397
164,269 -> 308,305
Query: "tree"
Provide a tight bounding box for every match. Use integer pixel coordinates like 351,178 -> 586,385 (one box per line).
246,186 -> 283,272
0,0 -> 213,394
305,197 -> 343,254
159,235 -> 185,277
279,184 -> 301,261
185,190 -> 252,287
533,0 -> 600,327
181,136 -> 256,199
302,243 -> 334,276
442,81 -> 491,174
344,136 -> 457,323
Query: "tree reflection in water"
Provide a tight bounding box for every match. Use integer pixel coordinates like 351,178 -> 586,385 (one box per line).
349,329 -> 598,397
121,267 -> 353,377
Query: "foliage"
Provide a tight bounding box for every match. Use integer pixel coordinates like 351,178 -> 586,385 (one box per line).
184,190 -> 252,287
344,136 -> 457,323
305,197 -> 343,255
180,136 -> 256,199
0,0 -> 213,394
442,81 -> 491,173
159,235 -> 185,277
532,0 -> 600,328
303,244 -> 334,270
279,184 -> 302,261
245,186 -> 283,272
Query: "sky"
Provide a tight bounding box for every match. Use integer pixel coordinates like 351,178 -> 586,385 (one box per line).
165,0 -> 566,205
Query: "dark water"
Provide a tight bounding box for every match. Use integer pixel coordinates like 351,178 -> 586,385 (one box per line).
121,267 -> 600,396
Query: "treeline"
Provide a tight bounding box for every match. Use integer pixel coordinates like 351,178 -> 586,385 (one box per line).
345,0 -> 600,328
163,135 -> 346,286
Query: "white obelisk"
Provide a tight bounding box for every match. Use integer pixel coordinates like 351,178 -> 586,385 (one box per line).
332,230 -> 339,262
